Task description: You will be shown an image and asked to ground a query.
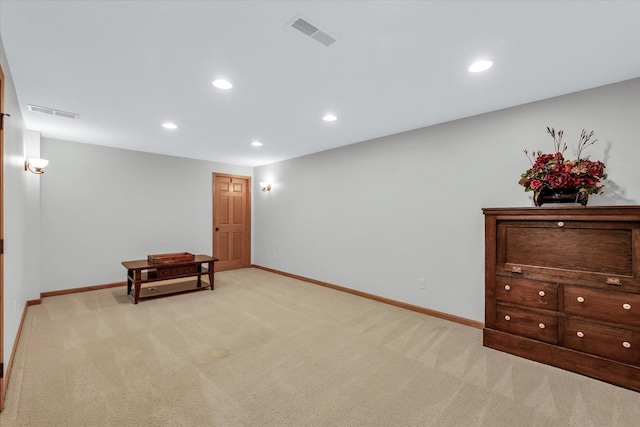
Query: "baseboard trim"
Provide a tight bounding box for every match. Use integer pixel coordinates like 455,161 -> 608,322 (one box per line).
40,281 -> 126,298
251,265 -> 484,329
2,300 -> 31,411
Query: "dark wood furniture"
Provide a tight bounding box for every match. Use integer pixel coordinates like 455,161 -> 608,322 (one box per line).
122,255 -> 218,304
483,206 -> 640,392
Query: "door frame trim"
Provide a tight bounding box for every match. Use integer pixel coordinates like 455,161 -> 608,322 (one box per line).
212,173 -> 252,270
0,58 -> 6,411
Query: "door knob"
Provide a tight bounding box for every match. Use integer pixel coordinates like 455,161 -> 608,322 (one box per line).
215,227 -> 219,231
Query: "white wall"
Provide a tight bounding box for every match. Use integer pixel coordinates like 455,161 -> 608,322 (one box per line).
253,79 -> 640,323
1,35 -> 42,377
40,139 -> 252,292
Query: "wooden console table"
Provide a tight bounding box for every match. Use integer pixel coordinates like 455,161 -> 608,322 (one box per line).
122,255 -> 218,304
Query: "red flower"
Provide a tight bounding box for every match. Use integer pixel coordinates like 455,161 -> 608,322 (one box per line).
587,160 -> 605,177
574,177 -> 595,188
549,172 -> 570,189
530,179 -> 543,190
533,154 -> 555,169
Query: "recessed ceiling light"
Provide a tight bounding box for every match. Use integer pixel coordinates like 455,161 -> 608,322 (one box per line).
251,141 -> 263,147
323,114 -> 337,122
162,123 -> 178,129
468,60 -> 493,73
212,79 -> 233,89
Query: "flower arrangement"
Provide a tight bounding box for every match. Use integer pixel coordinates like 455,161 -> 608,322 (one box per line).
519,128 -> 607,204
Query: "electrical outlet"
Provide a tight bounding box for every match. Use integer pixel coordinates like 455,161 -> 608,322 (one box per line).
419,279 -> 426,289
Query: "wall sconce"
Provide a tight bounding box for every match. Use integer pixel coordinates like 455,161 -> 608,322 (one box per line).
24,158 -> 49,174
260,182 -> 272,192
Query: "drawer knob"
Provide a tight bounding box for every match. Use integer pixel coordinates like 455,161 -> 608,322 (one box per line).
557,221 -> 564,227
577,331 -> 584,338
623,303 -> 631,310
504,315 -> 511,321
577,297 -> 585,303
538,323 -> 546,329
623,341 -> 631,349
504,285 -> 511,291
538,290 -> 545,297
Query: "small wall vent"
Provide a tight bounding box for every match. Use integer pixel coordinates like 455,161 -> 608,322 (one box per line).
289,16 -> 336,47
27,104 -> 79,119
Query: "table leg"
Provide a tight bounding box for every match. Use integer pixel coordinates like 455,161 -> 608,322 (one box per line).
127,269 -> 133,295
209,261 -> 215,290
134,282 -> 141,304
196,263 -> 202,288
132,270 -> 143,303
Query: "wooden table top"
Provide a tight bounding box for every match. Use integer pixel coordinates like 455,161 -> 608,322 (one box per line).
122,255 -> 218,270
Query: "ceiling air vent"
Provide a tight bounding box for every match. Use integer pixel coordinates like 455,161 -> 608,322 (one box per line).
27,104 -> 79,119
290,16 -> 336,47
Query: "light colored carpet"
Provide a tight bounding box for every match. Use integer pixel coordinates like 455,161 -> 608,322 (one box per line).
1,268 -> 639,426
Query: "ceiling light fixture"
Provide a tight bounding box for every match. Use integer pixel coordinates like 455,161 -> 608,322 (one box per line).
212,79 -> 233,89
323,114 -> 337,122
162,123 -> 178,129
251,141 -> 263,147
468,60 -> 493,73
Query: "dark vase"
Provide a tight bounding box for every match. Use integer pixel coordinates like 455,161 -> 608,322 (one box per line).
533,188 -> 588,207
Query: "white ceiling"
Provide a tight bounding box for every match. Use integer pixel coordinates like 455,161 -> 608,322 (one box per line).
1,1 -> 639,167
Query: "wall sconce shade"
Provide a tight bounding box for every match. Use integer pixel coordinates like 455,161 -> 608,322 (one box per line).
25,158 -> 49,174
260,182 -> 271,192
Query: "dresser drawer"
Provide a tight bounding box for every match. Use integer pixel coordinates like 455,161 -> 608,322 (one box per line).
496,305 -> 558,344
170,264 -> 197,276
156,267 -> 172,278
496,220 -> 640,292
171,266 -> 186,275
564,286 -> 640,328
563,319 -> 640,365
496,276 -> 557,310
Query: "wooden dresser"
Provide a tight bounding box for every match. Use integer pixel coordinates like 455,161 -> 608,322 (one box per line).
482,206 -> 640,392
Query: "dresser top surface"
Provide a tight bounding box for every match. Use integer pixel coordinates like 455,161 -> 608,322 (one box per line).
483,205 -> 640,217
